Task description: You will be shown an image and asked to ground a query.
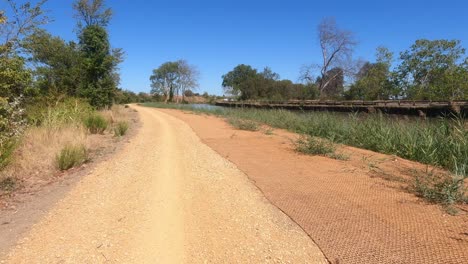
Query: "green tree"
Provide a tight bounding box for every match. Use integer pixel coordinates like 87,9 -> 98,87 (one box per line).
74,0 -> 120,108
0,56 -> 32,98
23,30 -> 83,97
397,39 -> 468,100
78,25 -> 116,108
221,64 -> 258,100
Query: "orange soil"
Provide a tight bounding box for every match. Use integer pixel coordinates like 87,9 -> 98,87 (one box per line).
161,108 -> 468,264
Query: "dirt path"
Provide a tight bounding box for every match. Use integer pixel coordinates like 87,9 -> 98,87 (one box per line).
3,106 -> 327,263
159,108 -> 468,264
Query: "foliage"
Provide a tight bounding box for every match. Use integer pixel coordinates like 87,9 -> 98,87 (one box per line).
295,136 -> 336,156
56,144 -> 88,171
397,39 -> 468,100
83,112 -> 108,134
345,47 -> 398,100
222,64 -> 318,100
0,0 -> 49,55
26,97 -> 93,127
0,56 -> 33,98
414,167 -> 467,205
113,121 -> 128,136
78,25 -> 117,108
23,30 -> 83,97
0,97 -> 26,169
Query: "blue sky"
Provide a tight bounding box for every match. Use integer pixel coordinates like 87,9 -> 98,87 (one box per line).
21,0 -> 468,94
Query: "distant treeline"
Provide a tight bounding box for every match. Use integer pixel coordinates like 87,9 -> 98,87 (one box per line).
222,19 -> 468,102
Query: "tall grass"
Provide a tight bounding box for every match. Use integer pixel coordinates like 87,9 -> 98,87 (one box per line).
144,103 -> 468,176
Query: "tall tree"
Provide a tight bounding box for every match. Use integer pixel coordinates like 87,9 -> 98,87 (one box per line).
74,0 -> 120,108
23,30 -> 83,96
150,60 -> 199,103
0,0 -> 48,99
317,18 -> 356,97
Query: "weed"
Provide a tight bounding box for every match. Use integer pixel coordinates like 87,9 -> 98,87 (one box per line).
328,152 -> 350,161
414,167 -> 467,205
56,144 -> 88,171
0,177 -> 16,192
227,118 -> 259,131
84,113 -> 108,134
114,121 -> 129,137
264,128 -> 274,135
296,136 -> 336,156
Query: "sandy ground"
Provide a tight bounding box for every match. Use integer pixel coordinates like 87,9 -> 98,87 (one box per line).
159,108 -> 468,264
2,105 -> 327,263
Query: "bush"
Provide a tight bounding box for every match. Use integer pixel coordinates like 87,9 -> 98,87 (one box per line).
56,144 -> 88,171
296,136 -> 336,156
0,97 -> 26,169
0,177 -> 17,192
114,121 -> 129,137
84,113 -> 108,134
414,167 -> 467,205
227,118 -> 259,131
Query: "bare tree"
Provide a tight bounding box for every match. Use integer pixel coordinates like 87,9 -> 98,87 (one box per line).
176,60 -> 199,103
73,0 -> 112,28
0,0 -> 49,55
317,17 -> 356,97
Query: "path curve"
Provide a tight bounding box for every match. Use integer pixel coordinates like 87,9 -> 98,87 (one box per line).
3,105 -> 327,263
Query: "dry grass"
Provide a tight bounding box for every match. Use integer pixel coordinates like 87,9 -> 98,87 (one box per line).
3,125 -> 88,183
0,104 -> 134,194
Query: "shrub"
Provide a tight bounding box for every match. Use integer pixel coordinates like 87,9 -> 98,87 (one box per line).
56,144 -> 88,171
295,136 -> 336,156
0,177 -> 17,192
0,97 -> 26,169
114,121 -> 129,137
414,167 -> 467,205
227,118 -> 259,131
84,113 -> 108,134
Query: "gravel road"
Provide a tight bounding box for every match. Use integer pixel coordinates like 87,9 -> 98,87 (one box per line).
3,105 -> 326,263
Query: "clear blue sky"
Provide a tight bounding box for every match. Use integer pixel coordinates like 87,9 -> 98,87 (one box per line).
34,0 -> 468,94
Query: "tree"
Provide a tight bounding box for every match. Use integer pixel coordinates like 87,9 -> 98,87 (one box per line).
73,0 -> 112,28
150,60 -> 199,103
74,0 -> 120,108
176,60 -> 199,102
345,47 -> 397,100
221,64 -> 258,99
23,30 -> 83,96
0,0 -> 48,101
222,64 -> 318,101
260,67 -> 280,81
316,67 -> 344,98
0,0 -> 49,55
317,18 -> 356,97
397,39 -> 468,100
